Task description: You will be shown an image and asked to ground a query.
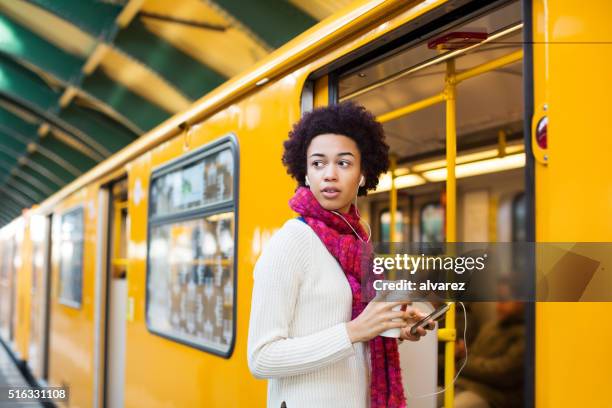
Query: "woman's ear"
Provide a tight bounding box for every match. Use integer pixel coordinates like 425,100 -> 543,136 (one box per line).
359,175 -> 365,187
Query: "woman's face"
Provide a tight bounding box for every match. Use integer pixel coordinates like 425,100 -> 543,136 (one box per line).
306,133 -> 363,213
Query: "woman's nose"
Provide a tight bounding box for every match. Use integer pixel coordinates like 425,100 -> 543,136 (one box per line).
323,166 -> 338,181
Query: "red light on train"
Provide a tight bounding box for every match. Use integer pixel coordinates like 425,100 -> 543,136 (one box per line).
536,116 -> 548,149
427,31 -> 488,50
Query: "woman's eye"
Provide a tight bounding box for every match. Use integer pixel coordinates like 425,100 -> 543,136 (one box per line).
338,160 -> 351,167
312,161 -> 324,168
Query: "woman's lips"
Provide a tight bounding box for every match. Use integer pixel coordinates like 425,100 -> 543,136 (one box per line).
321,188 -> 340,199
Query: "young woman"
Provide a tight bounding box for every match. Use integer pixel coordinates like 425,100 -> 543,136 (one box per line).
247,102 -> 434,408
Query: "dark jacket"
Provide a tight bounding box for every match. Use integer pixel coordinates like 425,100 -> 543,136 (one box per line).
455,314 -> 525,408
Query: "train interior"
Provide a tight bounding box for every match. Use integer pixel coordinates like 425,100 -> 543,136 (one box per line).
341,1 -> 529,405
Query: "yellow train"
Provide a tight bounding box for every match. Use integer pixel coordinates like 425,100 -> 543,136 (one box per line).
0,0 -> 611,407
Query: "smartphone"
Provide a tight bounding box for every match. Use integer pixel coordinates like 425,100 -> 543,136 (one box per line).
410,303 -> 450,335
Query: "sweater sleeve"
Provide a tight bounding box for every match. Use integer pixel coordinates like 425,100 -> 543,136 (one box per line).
247,221 -> 355,379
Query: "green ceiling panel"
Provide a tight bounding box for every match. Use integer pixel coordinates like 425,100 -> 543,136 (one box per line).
4,177 -> 45,202
0,212 -> 12,224
0,57 -> 57,112
0,15 -> 82,83
213,0 -> 316,48
0,136 -> 28,162
114,19 -> 226,100
0,17 -> 168,137
11,166 -> 55,196
0,107 -> 38,144
0,200 -> 20,216
23,159 -> 67,188
28,152 -> 74,184
0,151 -> 19,174
25,0 -> 123,39
39,136 -> 97,173
83,71 -> 169,131
0,187 -> 33,208
3,198 -> 22,212
59,104 -> 137,153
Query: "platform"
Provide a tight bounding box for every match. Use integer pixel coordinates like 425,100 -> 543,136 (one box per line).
0,342 -> 42,408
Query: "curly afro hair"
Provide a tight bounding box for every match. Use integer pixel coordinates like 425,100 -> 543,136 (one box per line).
282,102 -> 389,196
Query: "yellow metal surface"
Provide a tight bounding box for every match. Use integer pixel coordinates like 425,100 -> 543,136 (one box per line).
289,0 -> 357,21
445,59 -> 457,243
443,303 -> 456,408
314,75 -> 329,108
13,216 -> 31,360
389,155 -> 397,241
377,93 -> 446,124
454,49 -> 523,83
532,1 -> 612,407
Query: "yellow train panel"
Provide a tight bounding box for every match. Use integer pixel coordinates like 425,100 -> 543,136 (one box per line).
532,1 -> 612,407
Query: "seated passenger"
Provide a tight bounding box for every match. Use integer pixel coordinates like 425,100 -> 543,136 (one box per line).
449,285 -> 525,408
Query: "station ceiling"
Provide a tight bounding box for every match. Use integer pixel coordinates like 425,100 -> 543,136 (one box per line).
0,0 -> 354,226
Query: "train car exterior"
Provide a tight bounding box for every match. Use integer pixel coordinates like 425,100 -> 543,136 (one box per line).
0,0 -> 611,407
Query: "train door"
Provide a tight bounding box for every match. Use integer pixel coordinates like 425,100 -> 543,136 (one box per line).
530,1 -> 612,407
27,214 -> 52,381
6,233 -> 17,345
309,1 -> 532,407
93,179 -> 129,408
105,179 -> 129,408
0,232 -> 14,341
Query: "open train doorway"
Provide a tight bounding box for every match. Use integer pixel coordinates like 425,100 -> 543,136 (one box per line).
327,1 -> 531,407
98,179 -> 129,408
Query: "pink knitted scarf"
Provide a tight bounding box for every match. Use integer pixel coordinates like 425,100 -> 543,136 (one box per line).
289,187 -> 406,408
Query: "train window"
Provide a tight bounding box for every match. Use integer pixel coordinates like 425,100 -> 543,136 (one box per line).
58,207 -> 84,308
146,136 -> 237,357
420,202 -> 443,243
380,210 -> 403,241
512,193 -> 526,242
149,148 -> 234,217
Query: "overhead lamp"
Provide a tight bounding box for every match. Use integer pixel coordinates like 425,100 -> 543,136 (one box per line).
374,173 -> 426,193
422,153 -> 525,182
411,144 -> 524,173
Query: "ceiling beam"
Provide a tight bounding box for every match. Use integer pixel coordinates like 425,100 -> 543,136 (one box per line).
0,58 -> 119,157
0,185 -> 34,208
210,0 -> 317,49
114,19 -> 226,100
10,166 -> 55,196
0,15 -> 168,133
0,123 -> 82,178
20,0 -> 226,110
24,0 -> 123,40
0,67 -> 138,158
4,177 -> 45,203
0,195 -> 22,214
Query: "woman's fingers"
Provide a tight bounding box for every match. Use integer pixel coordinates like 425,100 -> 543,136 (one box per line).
384,300 -> 412,309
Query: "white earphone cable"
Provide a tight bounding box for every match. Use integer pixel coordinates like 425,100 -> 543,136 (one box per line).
404,301 -> 468,400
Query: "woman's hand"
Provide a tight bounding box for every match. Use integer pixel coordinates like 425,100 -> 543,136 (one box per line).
345,301 -> 411,343
398,306 -> 436,342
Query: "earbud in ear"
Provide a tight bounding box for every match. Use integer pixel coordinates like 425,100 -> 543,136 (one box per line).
305,176 -> 310,186
359,175 -> 365,187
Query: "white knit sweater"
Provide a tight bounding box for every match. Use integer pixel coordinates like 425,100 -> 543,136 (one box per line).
248,219 -> 371,408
